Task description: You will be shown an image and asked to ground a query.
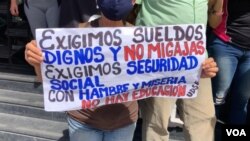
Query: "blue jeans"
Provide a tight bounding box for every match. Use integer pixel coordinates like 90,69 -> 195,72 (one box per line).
67,116 -> 136,141
208,33 -> 250,124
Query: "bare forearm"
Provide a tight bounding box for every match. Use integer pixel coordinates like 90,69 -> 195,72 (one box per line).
208,0 -> 224,28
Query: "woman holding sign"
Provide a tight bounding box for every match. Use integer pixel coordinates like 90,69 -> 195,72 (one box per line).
10,0 -> 60,38
25,0 -> 138,141
25,0 -> 218,141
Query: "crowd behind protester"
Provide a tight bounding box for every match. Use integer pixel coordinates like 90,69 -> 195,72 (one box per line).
208,1 -> 250,140
8,0 -> 249,141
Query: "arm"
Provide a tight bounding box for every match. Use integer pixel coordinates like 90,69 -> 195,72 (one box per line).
208,0 -> 224,29
25,40 -> 43,82
132,0 -> 136,5
201,57 -> 218,78
10,0 -> 19,16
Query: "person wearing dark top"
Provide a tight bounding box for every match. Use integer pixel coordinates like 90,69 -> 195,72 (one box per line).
24,0 -> 138,141
208,0 -> 250,124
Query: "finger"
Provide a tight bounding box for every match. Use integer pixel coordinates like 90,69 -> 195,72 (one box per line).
202,59 -> 217,69
10,8 -> 18,16
27,57 -> 42,65
16,8 -> 19,15
202,57 -> 214,65
203,67 -> 219,74
10,10 -> 15,16
205,72 -> 217,77
30,40 -> 37,46
25,43 -> 41,55
26,42 -> 42,57
26,49 -> 43,62
203,62 -> 217,69
202,67 -> 219,77
203,73 -> 216,78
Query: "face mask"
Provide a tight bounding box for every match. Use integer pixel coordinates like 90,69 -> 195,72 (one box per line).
97,0 -> 133,21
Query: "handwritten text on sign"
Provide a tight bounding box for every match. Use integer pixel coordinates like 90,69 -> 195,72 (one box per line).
36,24 -> 206,111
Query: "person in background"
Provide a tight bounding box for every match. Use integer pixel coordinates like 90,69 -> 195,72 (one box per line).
208,0 -> 250,125
135,0 -> 220,140
10,0 -> 60,80
10,0 -> 60,38
25,0 -> 138,141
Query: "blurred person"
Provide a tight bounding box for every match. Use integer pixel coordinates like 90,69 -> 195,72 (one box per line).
25,0 -> 138,141
208,0 -> 250,125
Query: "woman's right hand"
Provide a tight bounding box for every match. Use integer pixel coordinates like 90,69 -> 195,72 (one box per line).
25,40 -> 44,82
25,40 -> 43,67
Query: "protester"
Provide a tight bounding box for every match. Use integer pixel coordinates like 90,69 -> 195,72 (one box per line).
25,1 -> 218,141
208,0 -> 250,125
135,0 -> 219,140
10,0 -> 60,38
25,0 -> 138,141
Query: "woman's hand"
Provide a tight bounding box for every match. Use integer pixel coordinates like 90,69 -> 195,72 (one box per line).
201,57 -> 218,78
25,40 -> 43,66
25,40 -> 43,81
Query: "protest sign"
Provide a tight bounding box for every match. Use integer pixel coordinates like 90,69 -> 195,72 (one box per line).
36,24 -> 206,111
